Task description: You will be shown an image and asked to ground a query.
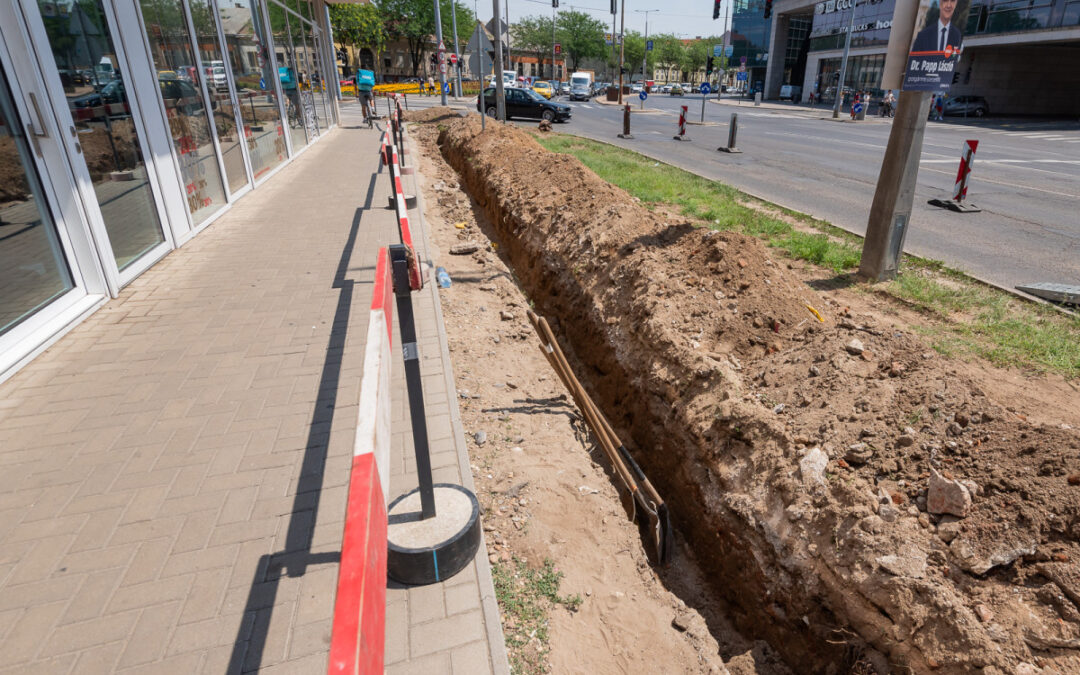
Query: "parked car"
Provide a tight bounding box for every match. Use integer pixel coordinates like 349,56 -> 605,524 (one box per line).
630,83 -> 643,93
669,84 -> 683,96
477,86 -> 571,122
559,82 -> 570,95
569,84 -> 591,101
532,81 -> 554,99
659,84 -> 672,94
944,95 -> 989,117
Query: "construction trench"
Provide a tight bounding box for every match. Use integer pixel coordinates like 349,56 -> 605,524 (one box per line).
404,109 -> 1080,674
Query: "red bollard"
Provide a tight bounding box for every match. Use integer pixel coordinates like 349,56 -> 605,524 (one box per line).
673,105 -> 689,141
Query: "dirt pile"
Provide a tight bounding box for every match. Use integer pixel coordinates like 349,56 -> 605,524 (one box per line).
420,111 -> 1080,673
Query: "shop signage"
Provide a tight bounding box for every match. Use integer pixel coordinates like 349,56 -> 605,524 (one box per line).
816,0 -> 886,14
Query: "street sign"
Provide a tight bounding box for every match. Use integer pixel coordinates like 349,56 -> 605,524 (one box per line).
713,45 -> 723,58
259,77 -> 265,89
638,90 -> 647,100
449,53 -> 458,65
555,43 -> 561,54
740,56 -> 747,65
853,102 -> 864,114
438,40 -> 446,52
699,82 -> 711,94
736,71 -> 748,81
725,45 -> 733,57
646,39 -> 653,51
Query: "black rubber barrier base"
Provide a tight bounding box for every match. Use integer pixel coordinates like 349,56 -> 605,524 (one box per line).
717,146 -> 741,153
928,198 -> 980,213
387,484 -> 481,586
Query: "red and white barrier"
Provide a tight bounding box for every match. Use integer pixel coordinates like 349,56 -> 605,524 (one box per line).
952,139 -> 978,202
329,248 -> 394,675
388,145 -> 423,291
674,105 -> 688,140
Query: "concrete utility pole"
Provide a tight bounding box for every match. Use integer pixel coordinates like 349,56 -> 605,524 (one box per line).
492,0 -> 506,120
552,4 -> 557,80
451,0 -> 463,97
636,9 -> 657,87
504,0 -> 513,79
859,91 -> 931,279
434,0 -> 448,105
831,0 -> 857,119
617,0 -> 625,104
721,0 -> 730,95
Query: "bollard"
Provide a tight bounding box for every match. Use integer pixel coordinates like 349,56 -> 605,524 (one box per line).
617,104 -> 634,139
673,105 -> 689,141
717,112 -> 742,153
928,140 -> 981,212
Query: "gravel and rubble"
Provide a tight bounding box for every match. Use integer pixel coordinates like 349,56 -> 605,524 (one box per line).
406,108 -> 1080,674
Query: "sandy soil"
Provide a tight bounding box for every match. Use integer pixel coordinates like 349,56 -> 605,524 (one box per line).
405,108 -> 1080,674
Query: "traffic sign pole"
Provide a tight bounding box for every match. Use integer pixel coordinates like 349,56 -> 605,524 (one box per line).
699,82 -> 711,122
433,0 -> 448,107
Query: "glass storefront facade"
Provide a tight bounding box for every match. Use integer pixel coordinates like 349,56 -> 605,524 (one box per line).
0,0 -> 337,382
808,0 -> 896,51
731,0 -> 773,82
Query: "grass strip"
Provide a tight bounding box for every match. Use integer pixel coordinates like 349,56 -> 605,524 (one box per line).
492,556 -> 582,675
533,132 -> 1080,379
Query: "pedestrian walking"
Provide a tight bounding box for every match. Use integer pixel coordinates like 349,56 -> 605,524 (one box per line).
426,75 -> 435,96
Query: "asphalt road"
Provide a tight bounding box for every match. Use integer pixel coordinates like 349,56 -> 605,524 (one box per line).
411,93 -> 1080,293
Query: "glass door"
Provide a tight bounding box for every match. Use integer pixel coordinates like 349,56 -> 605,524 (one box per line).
0,6 -> 107,377
19,0 -> 173,287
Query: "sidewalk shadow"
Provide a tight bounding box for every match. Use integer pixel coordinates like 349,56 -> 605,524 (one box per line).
227,166 -> 380,674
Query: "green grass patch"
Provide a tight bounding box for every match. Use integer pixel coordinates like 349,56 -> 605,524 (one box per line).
534,132 -> 1080,379
535,134 -> 859,273
493,556 -> 582,674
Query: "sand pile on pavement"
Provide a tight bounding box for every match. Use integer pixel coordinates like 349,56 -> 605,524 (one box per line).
418,109 -> 1080,674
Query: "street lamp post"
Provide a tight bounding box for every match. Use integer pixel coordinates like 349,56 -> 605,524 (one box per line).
451,0 -> 462,97
434,0 -> 448,105
832,0 -> 858,119
617,0 -> 625,104
636,9 -> 657,89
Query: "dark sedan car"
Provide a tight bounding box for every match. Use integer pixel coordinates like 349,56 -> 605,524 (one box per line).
477,87 -> 571,122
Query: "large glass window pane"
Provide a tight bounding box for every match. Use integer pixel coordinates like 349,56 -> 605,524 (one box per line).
35,0 -> 165,271
0,69 -> 75,335
270,4 -> 308,151
139,0 -> 227,224
218,1 -> 287,181
307,25 -> 330,132
190,0 -> 248,194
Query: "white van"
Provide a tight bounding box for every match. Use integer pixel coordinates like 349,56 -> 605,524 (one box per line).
779,84 -> 802,100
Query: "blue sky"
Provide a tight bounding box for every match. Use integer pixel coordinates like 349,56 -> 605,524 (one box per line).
468,0 -> 734,41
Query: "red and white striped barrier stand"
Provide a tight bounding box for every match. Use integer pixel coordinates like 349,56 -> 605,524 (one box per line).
673,104 -> 689,141
929,139 -> 981,213
387,145 -> 423,291
328,248 -> 393,675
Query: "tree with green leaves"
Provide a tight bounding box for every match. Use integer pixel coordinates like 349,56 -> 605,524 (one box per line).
377,0 -> 475,77
554,10 -> 605,73
682,40 -> 708,84
511,15 -> 556,79
654,34 -> 683,82
621,30 -> 645,81
329,4 -> 387,73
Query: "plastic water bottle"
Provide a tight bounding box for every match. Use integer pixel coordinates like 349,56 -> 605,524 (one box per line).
436,267 -> 451,288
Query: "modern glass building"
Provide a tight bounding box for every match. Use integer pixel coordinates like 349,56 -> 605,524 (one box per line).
0,0 -> 339,383
738,0 -> 1080,114
730,0 -> 773,92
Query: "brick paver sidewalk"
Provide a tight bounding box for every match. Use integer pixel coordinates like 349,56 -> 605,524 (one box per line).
0,101 -> 506,674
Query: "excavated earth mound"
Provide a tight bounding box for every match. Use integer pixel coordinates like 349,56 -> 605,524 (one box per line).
417,110 -> 1080,674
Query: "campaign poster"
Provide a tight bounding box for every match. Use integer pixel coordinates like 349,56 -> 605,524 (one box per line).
902,0 -> 969,92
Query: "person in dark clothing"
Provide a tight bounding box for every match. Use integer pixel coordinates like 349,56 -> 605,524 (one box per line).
911,0 -> 963,53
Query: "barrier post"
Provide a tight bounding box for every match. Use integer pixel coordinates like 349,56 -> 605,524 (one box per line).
717,112 -> 742,153
928,139 -> 981,213
673,104 -> 689,141
617,104 -> 633,139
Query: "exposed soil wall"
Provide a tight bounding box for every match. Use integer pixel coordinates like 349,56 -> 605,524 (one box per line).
419,111 -> 1080,674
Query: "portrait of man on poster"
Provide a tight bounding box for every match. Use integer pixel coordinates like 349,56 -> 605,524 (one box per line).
911,0 -> 964,53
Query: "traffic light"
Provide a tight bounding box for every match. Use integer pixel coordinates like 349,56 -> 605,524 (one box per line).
706,56 -> 714,74
713,0 -> 721,20
552,0 -> 558,6
763,0 -> 773,18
